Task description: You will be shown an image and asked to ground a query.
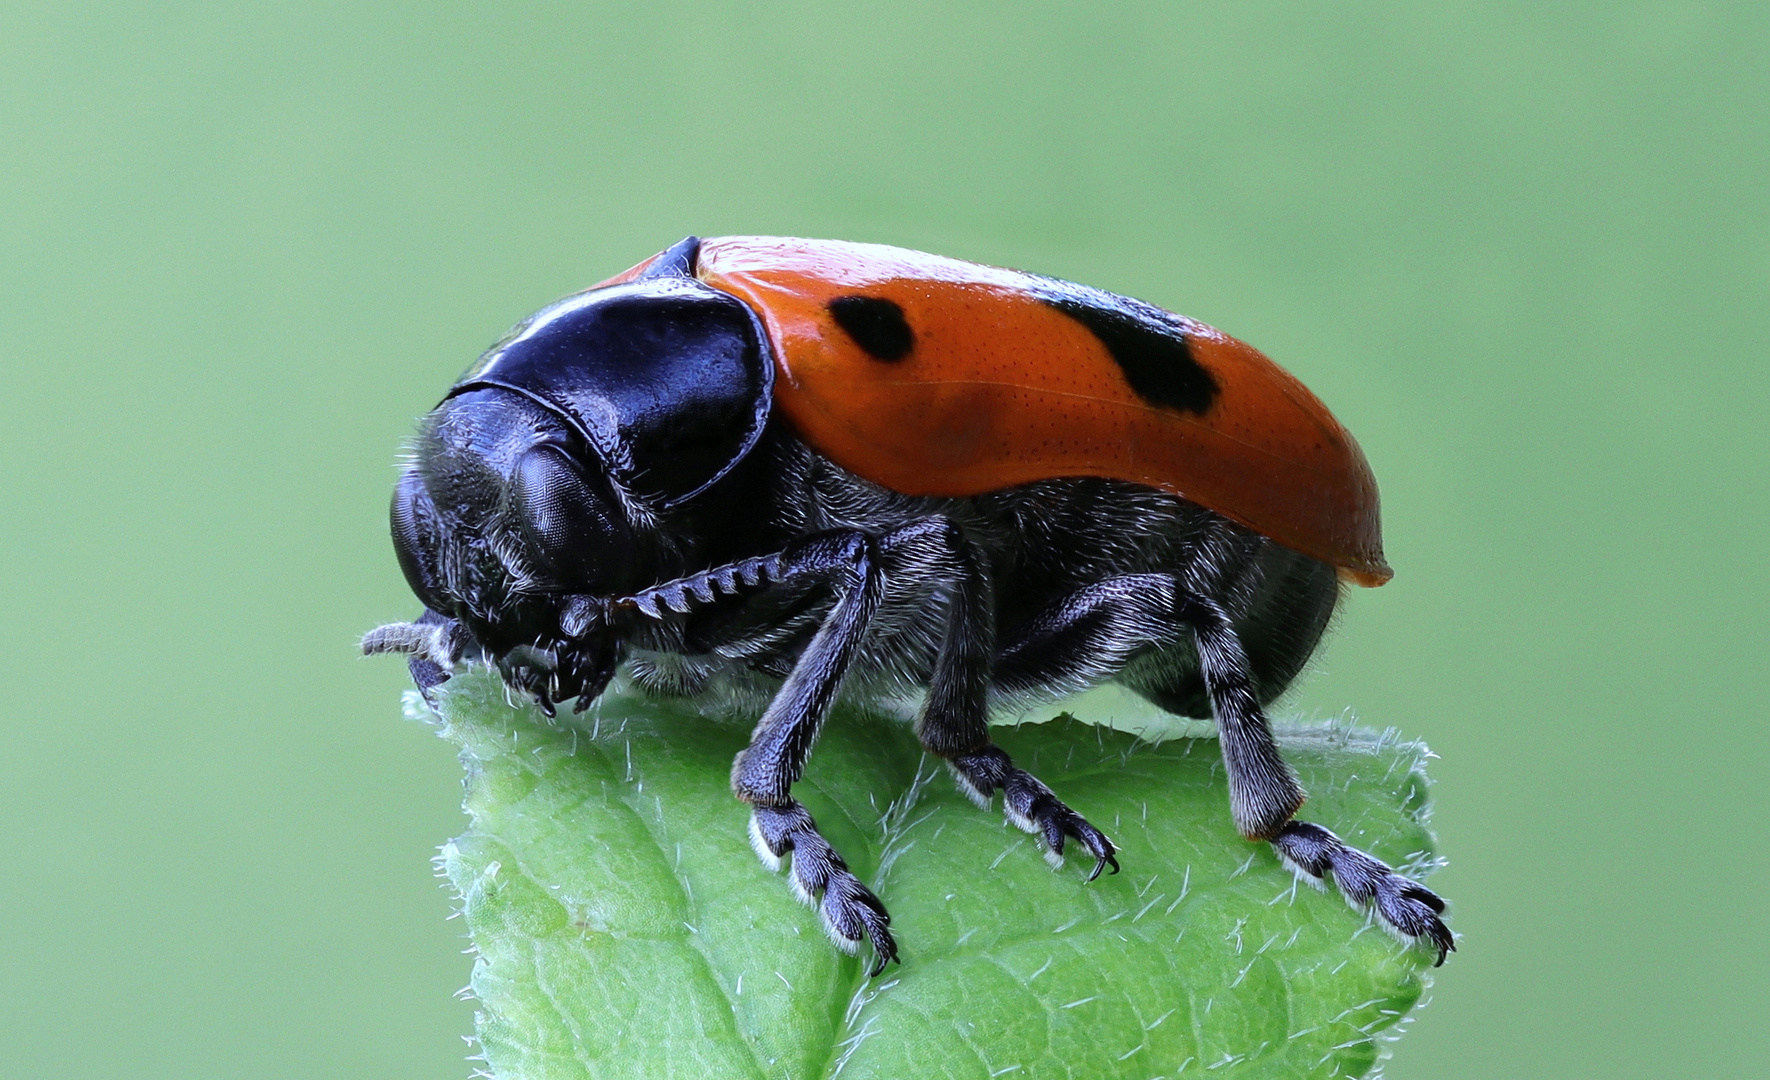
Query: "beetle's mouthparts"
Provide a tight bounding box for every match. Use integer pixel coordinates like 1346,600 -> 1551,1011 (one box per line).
501,643 -> 557,673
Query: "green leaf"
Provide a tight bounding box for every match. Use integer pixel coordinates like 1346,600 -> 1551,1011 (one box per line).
426,670 -> 1443,1080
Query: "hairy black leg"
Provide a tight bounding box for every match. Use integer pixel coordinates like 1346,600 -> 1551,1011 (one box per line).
728,531 -> 884,804
657,530 -> 897,972
1179,594 -> 1454,957
1170,591 -> 1307,841
881,518 -> 991,759
985,575 -> 1186,878
947,745 -> 1120,880
994,574 -> 1303,837
749,802 -> 896,975
885,520 -> 1121,879
995,572 -> 1451,955
994,573 -> 1185,696
1272,822 -> 1454,965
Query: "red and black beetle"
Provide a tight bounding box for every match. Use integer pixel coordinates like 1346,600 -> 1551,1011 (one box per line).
365,236 -> 1451,974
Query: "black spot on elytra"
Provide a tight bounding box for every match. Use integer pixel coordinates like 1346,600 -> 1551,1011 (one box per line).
829,295 -> 914,361
1043,294 -> 1218,415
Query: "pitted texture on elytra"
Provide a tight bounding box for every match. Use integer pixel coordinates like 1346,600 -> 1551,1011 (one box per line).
428,670 -> 1442,1080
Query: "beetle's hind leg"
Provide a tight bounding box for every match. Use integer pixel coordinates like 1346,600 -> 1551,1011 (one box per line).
1270,821 -> 1454,964
896,520 -> 1119,880
1169,587 -> 1453,964
994,573 -> 1452,963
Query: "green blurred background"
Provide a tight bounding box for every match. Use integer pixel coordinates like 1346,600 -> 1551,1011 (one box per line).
3,2 -> 1764,1076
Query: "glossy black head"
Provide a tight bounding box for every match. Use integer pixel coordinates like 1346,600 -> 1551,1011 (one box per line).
387,237 -> 775,707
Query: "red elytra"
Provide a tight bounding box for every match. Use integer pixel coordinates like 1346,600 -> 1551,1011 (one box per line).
596,236 -> 1390,587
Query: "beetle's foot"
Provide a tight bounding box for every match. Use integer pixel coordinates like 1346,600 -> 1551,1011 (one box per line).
1271,821 -> 1454,965
749,802 -> 898,976
948,746 -> 1119,881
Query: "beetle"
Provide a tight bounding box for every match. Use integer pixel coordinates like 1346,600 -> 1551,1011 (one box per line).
364,235 -> 1452,975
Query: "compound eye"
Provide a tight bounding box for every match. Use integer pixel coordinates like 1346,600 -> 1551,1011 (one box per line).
391,468 -> 452,613
510,446 -> 633,592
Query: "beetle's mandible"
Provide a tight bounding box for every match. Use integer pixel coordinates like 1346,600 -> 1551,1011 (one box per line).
365,236 -> 1452,974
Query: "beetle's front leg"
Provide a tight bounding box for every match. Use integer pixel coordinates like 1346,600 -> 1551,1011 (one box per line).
698,531 -> 900,973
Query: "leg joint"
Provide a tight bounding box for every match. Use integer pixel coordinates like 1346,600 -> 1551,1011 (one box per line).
949,744 -> 1012,793
781,528 -> 875,580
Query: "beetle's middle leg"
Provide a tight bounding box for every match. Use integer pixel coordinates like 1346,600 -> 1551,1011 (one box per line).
887,519 -> 1119,880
